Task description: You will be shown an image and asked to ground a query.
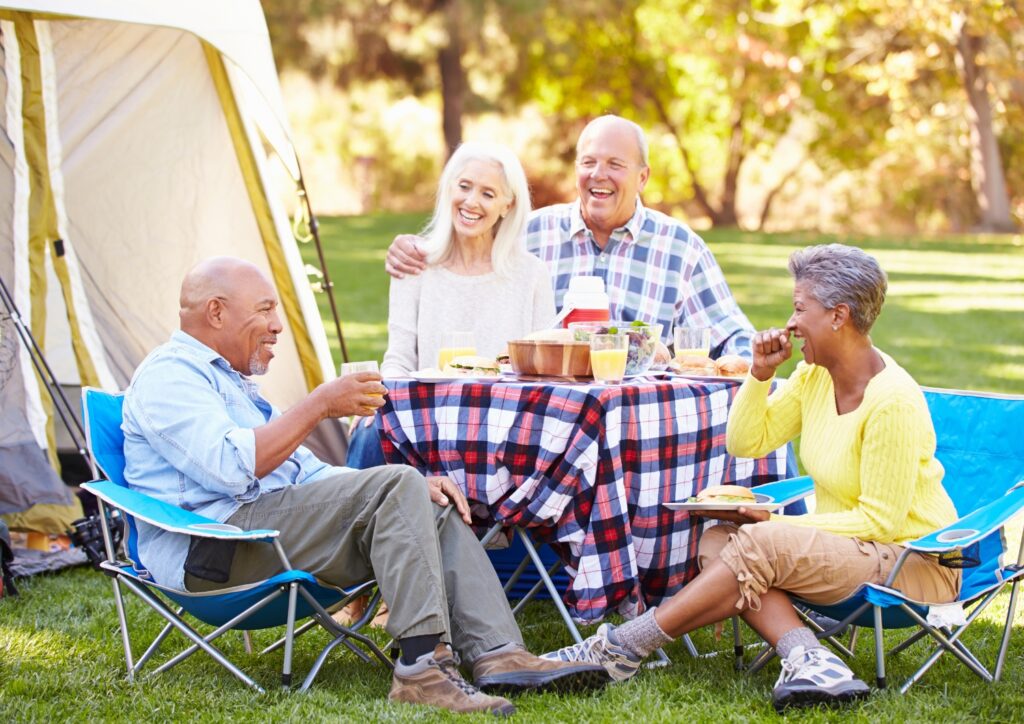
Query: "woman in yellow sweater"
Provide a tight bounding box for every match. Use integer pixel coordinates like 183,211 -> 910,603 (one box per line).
542,244 -> 959,710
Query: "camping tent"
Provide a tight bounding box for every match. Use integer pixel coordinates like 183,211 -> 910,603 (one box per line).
0,1 -> 346,528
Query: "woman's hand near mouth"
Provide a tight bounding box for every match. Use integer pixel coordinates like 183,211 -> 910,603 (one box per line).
751,327 -> 792,381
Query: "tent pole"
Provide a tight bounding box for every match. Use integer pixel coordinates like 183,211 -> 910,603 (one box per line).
296,175 -> 349,365
0,272 -> 90,466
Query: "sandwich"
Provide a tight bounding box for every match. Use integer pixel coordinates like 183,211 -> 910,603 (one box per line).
689,484 -> 756,505
673,354 -> 717,375
715,354 -> 751,378
443,354 -> 501,377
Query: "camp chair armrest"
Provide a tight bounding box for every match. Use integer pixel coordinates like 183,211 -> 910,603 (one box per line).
750,475 -> 814,507
907,482 -> 1024,554
82,480 -> 279,542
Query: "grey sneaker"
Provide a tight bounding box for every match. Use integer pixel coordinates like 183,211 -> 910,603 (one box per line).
772,645 -> 870,711
539,623 -> 642,682
389,644 -> 516,716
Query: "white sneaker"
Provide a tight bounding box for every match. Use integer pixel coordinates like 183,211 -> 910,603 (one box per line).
540,624 -> 642,682
773,645 -> 870,711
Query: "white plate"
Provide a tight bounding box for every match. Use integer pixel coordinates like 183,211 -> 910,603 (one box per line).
626,369 -> 672,379
672,372 -> 744,383
408,370 -> 502,383
663,493 -> 781,512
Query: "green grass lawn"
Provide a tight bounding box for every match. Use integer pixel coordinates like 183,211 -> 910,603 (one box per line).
4,218 -> 1024,721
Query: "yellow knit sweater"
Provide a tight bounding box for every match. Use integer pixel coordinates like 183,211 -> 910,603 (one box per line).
726,351 -> 956,545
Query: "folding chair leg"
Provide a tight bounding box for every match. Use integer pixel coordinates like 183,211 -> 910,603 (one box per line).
873,605 -> 886,689
135,612 -> 181,674
516,528 -> 583,643
282,582 -> 299,688
119,576 -> 265,693
733,617 -> 744,670
888,627 -> 929,657
994,577 -> 1021,681
110,578 -> 136,680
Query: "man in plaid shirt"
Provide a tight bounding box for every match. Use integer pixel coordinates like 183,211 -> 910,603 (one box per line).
386,115 -> 754,358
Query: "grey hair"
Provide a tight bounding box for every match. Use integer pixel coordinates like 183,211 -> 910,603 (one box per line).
788,244 -> 888,334
420,141 -> 532,278
577,115 -> 650,168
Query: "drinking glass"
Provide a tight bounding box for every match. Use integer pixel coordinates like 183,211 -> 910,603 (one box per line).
589,333 -> 628,384
674,326 -> 712,359
437,331 -> 477,370
341,360 -> 381,415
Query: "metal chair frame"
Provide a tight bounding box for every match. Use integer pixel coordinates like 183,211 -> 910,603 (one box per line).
81,388 -> 391,693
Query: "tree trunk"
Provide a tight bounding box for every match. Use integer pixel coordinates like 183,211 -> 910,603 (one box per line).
954,14 -> 1016,232
716,107 -> 745,228
649,93 -> 720,223
438,0 -> 465,159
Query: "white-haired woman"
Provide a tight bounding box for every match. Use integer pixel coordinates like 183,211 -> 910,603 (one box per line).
347,142 -> 555,468
542,244 -> 959,711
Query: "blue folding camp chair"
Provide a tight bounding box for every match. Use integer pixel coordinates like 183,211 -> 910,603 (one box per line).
79,388 -> 392,692
739,387 -> 1024,693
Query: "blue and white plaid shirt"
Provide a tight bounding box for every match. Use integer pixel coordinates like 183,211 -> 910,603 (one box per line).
526,200 -> 754,357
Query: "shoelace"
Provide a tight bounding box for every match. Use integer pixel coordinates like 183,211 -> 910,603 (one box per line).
549,636 -> 601,663
433,656 -> 481,697
777,647 -> 831,684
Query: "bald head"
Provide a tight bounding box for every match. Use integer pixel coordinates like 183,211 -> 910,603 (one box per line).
577,115 -> 649,168
179,257 -> 282,375
180,257 -> 263,325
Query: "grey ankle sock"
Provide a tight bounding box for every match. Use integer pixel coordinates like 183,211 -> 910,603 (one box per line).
611,607 -> 672,658
776,626 -> 822,660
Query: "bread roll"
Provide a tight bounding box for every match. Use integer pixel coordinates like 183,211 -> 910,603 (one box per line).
715,354 -> 750,378
674,354 -> 716,375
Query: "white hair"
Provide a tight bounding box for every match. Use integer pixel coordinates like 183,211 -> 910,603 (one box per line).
420,141 -> 532,278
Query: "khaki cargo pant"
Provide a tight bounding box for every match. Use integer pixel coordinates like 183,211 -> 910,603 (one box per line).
697,521 -> 960,612
184,466 -> 523,663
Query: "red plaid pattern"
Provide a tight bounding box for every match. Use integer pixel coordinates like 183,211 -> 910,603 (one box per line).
379,377 -> 790,622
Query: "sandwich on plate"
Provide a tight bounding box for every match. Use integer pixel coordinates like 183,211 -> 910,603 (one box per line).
688,484 -> 756,505
443,354 -> 501,377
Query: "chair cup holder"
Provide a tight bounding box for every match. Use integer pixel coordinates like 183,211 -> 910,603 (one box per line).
936,529 -> 978,543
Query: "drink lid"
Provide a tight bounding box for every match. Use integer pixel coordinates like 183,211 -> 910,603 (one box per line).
567,275 -> 605,294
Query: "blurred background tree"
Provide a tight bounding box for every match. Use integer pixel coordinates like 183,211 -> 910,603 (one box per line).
262,0 -> 1023,233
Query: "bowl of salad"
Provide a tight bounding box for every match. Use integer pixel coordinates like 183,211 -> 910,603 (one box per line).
569,320 -> 664,376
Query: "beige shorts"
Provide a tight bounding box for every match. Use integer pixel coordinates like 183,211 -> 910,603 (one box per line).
698,521 -> 960,612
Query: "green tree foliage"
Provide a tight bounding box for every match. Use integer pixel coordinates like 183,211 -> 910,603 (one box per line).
263,0 -> 1023,231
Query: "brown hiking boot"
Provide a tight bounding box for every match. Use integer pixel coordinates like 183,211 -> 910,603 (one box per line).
472,641 -> 611,695
389,643 -> 516,716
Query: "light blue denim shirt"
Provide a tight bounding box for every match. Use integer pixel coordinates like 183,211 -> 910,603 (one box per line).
122,330 -> 340,589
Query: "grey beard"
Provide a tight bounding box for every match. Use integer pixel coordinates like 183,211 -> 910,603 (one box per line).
248,350 -> 269,376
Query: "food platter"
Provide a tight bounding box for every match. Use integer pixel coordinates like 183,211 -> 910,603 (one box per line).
663,493 -> 781,512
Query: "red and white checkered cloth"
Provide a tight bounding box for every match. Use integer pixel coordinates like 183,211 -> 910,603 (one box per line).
378,377 -> 790,622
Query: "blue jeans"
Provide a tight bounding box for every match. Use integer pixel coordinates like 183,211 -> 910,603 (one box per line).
346,417 -> 387,469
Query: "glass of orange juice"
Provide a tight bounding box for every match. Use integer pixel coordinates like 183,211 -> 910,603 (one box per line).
340,360 -> 382,414
437,331 -> 477,370
674,326 -> 712,360
590,333 -> 629,384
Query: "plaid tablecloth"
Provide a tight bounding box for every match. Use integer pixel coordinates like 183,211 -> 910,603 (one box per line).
378,377 -> 790,623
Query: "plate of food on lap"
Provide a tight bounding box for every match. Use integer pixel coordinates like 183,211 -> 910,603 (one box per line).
664,484 -> 783,512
